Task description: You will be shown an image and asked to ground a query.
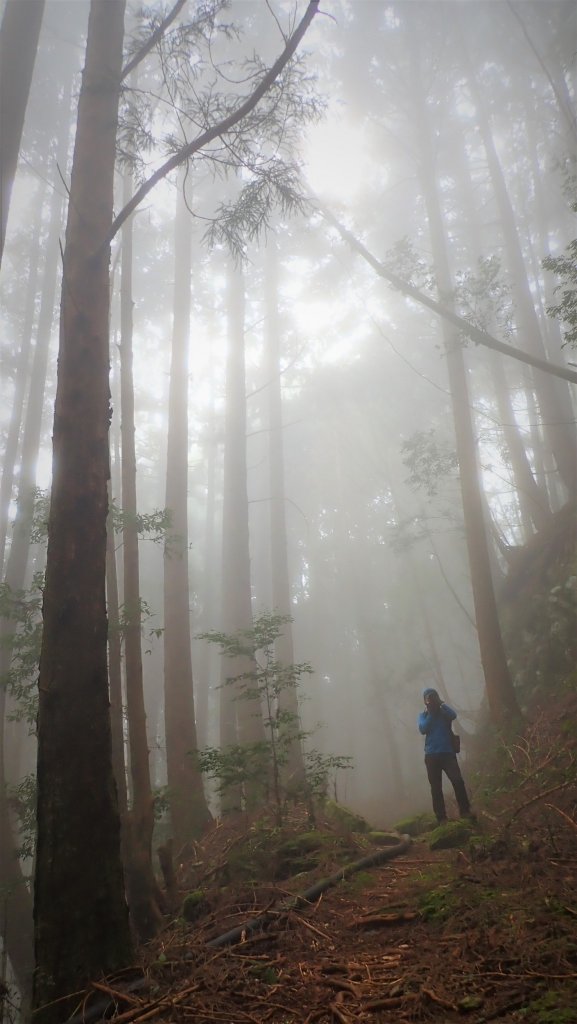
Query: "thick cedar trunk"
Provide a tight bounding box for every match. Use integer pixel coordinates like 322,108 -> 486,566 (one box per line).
119,171 -> 164,937
0,86 -> 73,1000
406,18 -> 520,727
0,0 -> 45,265
163,178 -> 212,844
33,2 -> 132,1016
264,238 -> 305,781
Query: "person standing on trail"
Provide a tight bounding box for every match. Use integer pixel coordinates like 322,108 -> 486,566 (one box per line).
418,687 -> 474,824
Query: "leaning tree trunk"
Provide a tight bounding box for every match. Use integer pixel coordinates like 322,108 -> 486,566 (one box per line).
0,0 -> 45,266
163,175 -> 212,845
33,2 -> 132,1017
406,15 -> 520,728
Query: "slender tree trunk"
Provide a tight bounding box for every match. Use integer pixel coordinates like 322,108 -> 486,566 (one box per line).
119,170 -> 164,937
0,180 -> 45,574
219,261 -> 264,810
0,702 -> 34,1008
450,137 -> 552,537
0,0 -> 45,266
194,359 -> 219,749
406,17 -> 520,727
264,237 -> 305,781
33,3 -> 132,1015
463,50 -> 577,500
106,497 -> 128,821
163,176 -> 212,844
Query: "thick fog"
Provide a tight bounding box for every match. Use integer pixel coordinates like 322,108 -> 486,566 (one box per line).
0,0 -> 576,1009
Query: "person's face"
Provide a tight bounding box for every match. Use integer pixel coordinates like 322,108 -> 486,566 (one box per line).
425,693 -> 439,710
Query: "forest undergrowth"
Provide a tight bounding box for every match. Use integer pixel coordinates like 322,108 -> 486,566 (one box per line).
59,685 -> 577,1024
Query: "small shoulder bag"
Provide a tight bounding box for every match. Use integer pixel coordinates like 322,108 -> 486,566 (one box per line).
450,723 -> 461,754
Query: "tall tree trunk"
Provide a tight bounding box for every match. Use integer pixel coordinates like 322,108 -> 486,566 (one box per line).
106,496 -> 128,821
0,0 -> 45,266
462,47 -> 577,500
194,353 -> 220,750
450,136 -> 552,538
264,237 -> 305,781
0,82 -> 74,1003
33,3 -> 132,1016
406,16 -> 520,728
0,179 -> 45,574
119,170 -> 164,937
163,176 -> 212,844
219,261 -> 264,810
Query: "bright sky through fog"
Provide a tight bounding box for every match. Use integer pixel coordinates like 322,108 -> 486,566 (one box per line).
302,111 -> 372,203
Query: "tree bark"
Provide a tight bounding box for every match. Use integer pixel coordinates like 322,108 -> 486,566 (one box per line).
33,3 -> 132,1015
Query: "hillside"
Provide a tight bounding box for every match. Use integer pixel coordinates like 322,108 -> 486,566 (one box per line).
60,689 -> 577,1024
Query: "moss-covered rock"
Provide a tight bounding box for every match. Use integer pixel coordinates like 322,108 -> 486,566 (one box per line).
324,800 -> 370,833
275,830 -> 335,879
392,813 -> 437,837
429,820 -> 475,850
418,885 -> 457,921
367,830 -> 405,846
181,889 -> 209,922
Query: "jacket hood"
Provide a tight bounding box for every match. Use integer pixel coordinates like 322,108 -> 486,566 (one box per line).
423,687 -> 439,699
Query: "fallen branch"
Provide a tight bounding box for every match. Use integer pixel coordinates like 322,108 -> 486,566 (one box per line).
90,981 -> 142,1007
365,993 -> 417,1011
507,781 -> 570,822
206,834 -> 411,949
422,986 -> 459,1012
350,911 -> 419,928
545,803 -> 577,833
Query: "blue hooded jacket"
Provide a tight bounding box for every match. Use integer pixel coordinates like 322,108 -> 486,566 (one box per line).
418,687 -> 457,754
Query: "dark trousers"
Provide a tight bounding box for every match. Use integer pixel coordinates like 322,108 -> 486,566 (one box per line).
425,753 -> 471,822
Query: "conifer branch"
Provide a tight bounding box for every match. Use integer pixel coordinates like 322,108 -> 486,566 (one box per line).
104,0 -> 319,249
121,0 -> 188,81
